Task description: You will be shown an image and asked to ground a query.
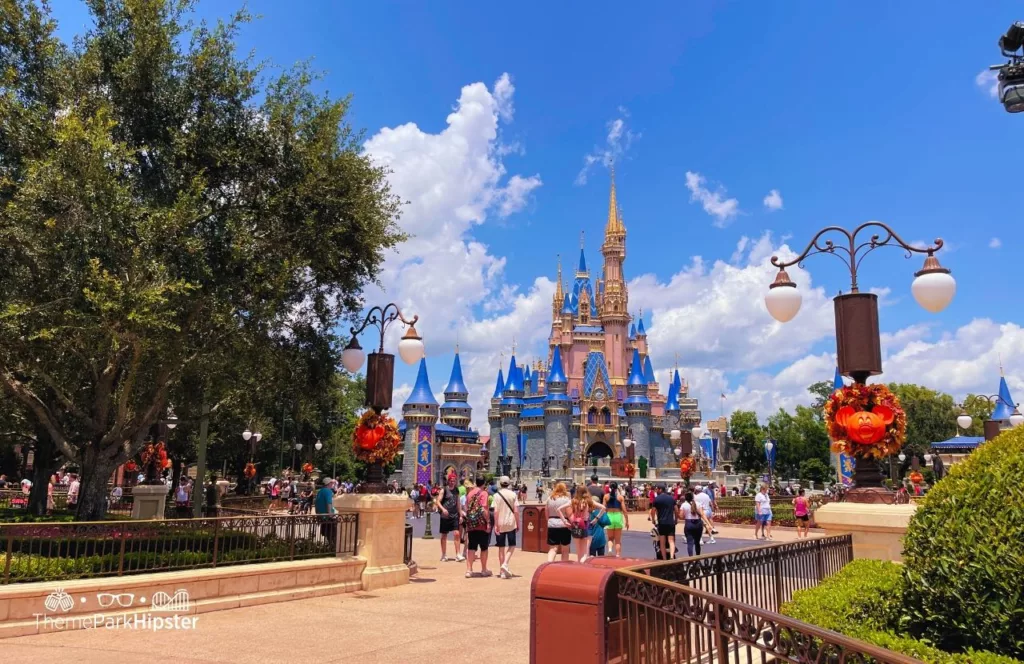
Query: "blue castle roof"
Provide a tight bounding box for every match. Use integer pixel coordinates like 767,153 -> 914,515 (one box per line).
578,246 -> 587,273
407,358 -> 438,406
637,317 -> 647,335
547,346 -> 567,383
504,356 -> 523,392
444,353 -> 468,395
492,368 -> 505,399
992,376 -> 1017,421
643,355 -> 656,383
561,292 -> 573,314
665,382 -> 680,411
672,369 -> 682,392
628,348 -> 646,387
629,323 -> 636,340
833,367 -> 844,392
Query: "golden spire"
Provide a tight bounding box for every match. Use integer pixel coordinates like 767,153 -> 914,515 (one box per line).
554,254 -> 563,301
605,166 -> 624,235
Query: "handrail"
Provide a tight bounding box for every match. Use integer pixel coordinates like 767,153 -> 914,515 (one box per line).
614,568 -> 922,663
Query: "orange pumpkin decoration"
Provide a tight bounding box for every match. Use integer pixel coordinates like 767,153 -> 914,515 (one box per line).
679,457 -> 695,476
834,405 -> 894,446
909,471 -> 924,485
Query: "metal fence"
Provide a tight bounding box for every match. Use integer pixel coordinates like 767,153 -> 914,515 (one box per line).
609,535 -> 921,663
0,513 -> 358,584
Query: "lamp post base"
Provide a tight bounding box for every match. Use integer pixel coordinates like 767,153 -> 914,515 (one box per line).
357,461 -> 390,494
846,456 -> 895,504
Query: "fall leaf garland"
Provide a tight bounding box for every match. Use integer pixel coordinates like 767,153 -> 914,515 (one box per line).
352,410 -> 403,465
825,383 -> 907,460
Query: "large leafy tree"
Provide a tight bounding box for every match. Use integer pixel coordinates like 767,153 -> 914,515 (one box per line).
730,410 -> 765,473
887,383 -> 957,460
0,0 -> 404,519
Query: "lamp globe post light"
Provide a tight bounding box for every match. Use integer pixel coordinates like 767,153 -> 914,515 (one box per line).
340,303 -> 423,493
956,397 -> 1024,440
242,428 -> 252,442
315,440 -> 323,451
764,440 -> 775,486
765,222 -> 954,500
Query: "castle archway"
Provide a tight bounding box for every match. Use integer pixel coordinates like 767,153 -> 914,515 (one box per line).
586,441 -> 614,459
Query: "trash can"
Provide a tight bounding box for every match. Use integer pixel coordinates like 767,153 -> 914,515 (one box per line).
521,505 -> 548,553
529,559 -> 641,664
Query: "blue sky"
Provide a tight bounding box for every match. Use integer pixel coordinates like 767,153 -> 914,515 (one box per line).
53,2 -> 1024,430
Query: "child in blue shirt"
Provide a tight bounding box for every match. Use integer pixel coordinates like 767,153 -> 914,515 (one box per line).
588,507 -> 611,557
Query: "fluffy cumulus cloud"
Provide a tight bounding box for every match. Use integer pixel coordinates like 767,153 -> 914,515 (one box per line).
576,108 -> 640,185
990,237 -> 1002,249
763,189 -> 783,211
684,171 -> 740,227
362,73 -> 548,430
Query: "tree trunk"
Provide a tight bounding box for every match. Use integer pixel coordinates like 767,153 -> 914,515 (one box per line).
75,443 -> 118,521
27,426 -> 61,516
171,458 -> 183,491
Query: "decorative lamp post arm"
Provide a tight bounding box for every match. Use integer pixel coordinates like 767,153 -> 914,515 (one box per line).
770,222 -> 945,293
349,303 -> 419,353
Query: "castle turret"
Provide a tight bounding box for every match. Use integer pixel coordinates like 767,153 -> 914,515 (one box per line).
486,366 -> 505,451
623,348 -> 652,462
600,169 -> 630,380
544,345 -> 572,473
496,355 -> 525,474
552,256 -> 564,323
401,359 -> 440,485
440,351 -> 471,431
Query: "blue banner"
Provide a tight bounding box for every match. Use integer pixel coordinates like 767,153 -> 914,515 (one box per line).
765,438 -> 777,468
499,431 -> 507,456
838,453 -> 855,486
518,433 -> 526,465
700,436 -> 714,468
711,438 -> 719,470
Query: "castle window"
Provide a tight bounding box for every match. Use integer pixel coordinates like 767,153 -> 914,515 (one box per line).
601,407 -> 611,425
587,407 -> 597,424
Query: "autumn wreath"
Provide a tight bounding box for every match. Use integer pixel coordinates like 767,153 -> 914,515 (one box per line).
243,462 -> 256,479
679,456 -> 695,477
825,383 -> 906,460
352,410 -> 403,465
908,470 -> 924,485
301,462 -> 314,476
624,462 -> 637,477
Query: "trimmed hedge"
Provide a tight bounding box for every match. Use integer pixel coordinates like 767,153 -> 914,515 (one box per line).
782,559 -> 1021,664
902,426 -> 1024,658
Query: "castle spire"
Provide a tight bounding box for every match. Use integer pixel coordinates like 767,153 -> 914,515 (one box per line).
577,231 -> 588,275
407,358 -> 438,406
554,254 -> 563,302
605,165 -> 624,235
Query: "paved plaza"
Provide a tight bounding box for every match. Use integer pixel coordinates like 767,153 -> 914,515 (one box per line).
3,519 -> 807,663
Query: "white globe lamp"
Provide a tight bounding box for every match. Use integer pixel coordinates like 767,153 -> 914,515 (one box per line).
670,429 -> 681,442
254,431 -> 262,443
765,269 -> 802,323
242,428 -> 252,442
315,440 -> 323,451
295,442 -> 303,452
397,325 -> 425,365
341,337 -> 365,373
911,255 -> 955,313
1011,408 -> 1024,428
957,413 -> 972,430
690,426 -> 702,441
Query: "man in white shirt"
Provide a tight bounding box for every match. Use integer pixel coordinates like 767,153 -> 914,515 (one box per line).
491,476 -> 520,579
693,486 -> 715,545
67,473 -> 80,510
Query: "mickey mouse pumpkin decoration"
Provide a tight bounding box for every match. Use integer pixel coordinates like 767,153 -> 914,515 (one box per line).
825,383 -> 906,460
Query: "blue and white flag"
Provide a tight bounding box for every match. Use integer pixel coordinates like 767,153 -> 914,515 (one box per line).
499,431 -> 507,456
765,438 -> 777,468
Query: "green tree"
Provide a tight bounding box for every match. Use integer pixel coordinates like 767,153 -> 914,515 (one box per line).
799,458 -> 832,487
730,410 -> 765,473
807,380 -> 835,413
0,1 -> 404,519
887,384 -> 958,460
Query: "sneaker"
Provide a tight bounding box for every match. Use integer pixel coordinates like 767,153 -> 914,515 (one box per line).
455,554 -> 466,562
465,571 -> 474,578
709,537 -> 716,544
440,556 -> 450,562
711,528 -> 719,535
500,565 -> 511,579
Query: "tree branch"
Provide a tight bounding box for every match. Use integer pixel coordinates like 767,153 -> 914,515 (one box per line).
0,367 -> 79,463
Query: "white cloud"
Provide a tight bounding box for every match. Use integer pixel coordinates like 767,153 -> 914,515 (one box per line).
685,171 -> 740,227
632,233 -> 834,373
392,383 -> 412,408
976,69 -> 1000,98
576,110 -> 640,185
361,73 -> 551,431
763,189 -> 783,211
869,286 -> 899,307
990,237 -> 1002,249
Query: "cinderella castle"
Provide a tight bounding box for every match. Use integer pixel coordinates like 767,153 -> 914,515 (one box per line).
399,172 -> 703,486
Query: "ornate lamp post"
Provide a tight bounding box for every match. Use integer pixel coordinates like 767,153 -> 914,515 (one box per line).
765,222 -> 955,498
956,397 -> 1024,440
340,304 -> 424,492
765,439 -> 775,487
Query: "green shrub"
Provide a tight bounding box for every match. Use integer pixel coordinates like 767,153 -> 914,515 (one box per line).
782,559 -> 1022,664
902,425 -> 1024,658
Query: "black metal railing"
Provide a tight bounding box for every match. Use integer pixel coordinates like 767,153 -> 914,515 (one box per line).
608,535 -> 920,663
0,513 -> 358,584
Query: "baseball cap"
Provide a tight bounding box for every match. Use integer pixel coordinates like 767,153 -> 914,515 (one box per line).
499,476 -> 510,486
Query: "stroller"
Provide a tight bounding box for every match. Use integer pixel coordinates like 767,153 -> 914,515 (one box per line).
650,526 -> 677,560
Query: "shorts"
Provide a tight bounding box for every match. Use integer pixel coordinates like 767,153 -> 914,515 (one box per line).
589,543 -> 605,557
495,530 -> 517,548
759,512 -> 773,524
657,523 -> 676,537
606,511 -> 624,530
796,514 -> 809,522
704,508 -> 713,520
547,527 -> 571,547
468,530 -> 490,552
439,517 -> 459,534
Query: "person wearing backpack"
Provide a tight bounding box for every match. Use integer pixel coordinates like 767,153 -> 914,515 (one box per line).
434,474 -> 466,563
464,476 -> 492,578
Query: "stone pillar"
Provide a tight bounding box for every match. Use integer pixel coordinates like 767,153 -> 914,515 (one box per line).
625,413 -> 650,462
335,493 -> 411,590
131,484 -> 169,519
544,412 -> 570,476
812,502 -> 917,562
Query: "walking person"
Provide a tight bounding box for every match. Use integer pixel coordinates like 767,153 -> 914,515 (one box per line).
588,505 -> 611,557
314,476 -> 337,545
66,472 -> 80,513
434,475 -> 465,562
545,482 -> 573,562
649,483 -> 679,559
491,476 -> 519,579
463,477 -> 492,578
793,488 -> 810,538
410,485 -> 420,518
603,481 -> 629,557
568,485 -> 604,563
693,486 -> 716,545
680,491 -> 713,557
754,483 -> 773,540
